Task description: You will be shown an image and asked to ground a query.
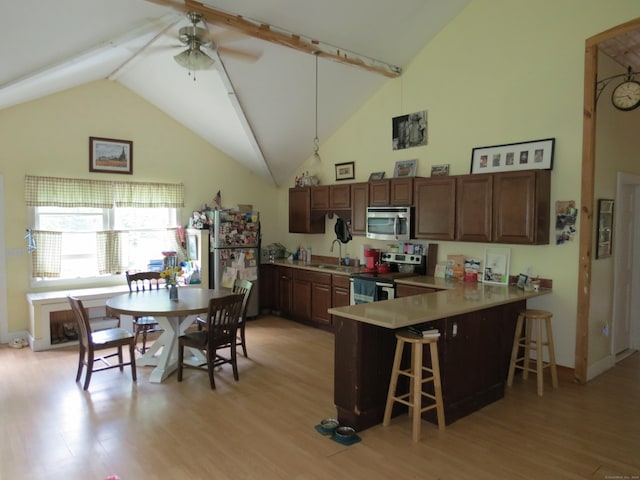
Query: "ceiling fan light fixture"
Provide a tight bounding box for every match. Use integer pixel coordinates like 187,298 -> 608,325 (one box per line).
174,47 -> 215,71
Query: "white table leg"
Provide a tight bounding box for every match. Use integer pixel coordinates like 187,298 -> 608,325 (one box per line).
140,314 -> 206,383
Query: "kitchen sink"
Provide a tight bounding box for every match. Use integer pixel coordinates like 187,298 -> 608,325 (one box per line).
308,264 -> 347,272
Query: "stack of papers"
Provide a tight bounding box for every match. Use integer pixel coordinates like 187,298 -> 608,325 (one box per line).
408,326 -> 440,337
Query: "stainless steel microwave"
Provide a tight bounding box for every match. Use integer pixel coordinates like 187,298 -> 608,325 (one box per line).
366,206 -> 413,241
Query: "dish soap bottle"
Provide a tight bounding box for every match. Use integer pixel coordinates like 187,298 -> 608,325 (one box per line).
344,253 -> 350,266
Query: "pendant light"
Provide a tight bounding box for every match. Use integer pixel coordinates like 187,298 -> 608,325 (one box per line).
312,52 -> 321,164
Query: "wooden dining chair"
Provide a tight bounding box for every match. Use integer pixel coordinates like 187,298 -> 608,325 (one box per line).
68,296 -> 137,390
196,279 -> 253,357
126,271 -> 163,353
177,293 -> 245,389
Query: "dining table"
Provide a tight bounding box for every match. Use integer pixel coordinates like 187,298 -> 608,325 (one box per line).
106,287 -> 231,383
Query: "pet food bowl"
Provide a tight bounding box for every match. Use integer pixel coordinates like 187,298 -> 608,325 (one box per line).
318,418 -> 339,435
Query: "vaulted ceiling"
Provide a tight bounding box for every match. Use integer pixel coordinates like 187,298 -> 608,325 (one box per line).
0,0 -> 472,186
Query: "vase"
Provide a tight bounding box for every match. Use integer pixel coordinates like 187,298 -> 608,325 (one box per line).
169,284 -> 178,301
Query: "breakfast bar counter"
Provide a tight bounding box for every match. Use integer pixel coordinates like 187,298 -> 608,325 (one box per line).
328,279 -> 551,432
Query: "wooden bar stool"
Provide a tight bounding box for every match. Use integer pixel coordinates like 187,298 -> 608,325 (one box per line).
383,330 -> 445,442
507,309 -> 558,396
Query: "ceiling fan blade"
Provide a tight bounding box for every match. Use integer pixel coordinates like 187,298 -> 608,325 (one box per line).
217,46 -> 261,63
202,29 -> 248,46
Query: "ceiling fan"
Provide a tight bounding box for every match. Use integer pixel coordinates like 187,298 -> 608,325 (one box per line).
171,11 -> 261,72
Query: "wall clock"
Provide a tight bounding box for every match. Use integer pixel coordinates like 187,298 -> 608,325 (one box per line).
611,79 -> 640,111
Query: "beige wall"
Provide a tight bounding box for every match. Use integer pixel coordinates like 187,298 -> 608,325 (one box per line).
0,80 -> 278,334
276,0 -> 640,369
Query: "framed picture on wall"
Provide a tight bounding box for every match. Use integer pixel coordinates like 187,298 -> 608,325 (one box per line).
335,161 -> 355,181
470,138 -> 554,174
89,136 -> 133,174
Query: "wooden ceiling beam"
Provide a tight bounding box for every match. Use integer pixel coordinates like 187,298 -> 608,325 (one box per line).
147,0 -> 402,77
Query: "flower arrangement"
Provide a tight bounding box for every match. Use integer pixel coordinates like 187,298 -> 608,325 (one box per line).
160,266 -> 183,286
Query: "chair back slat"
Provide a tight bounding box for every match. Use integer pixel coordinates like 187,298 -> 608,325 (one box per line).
68,296 -> 91,349
205,294 -> 245,347
126,271 -> 162,292
232,279 -> 253,319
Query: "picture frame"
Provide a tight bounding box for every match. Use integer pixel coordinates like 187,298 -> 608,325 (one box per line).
470,137 -> 554,174
393,159 -> 417,178
430,164 -> 450,177
335,161 -> 355,181
483,247 -> 511,285
369,171 -> 385,181
392,110 -> 427,150
187,233 -> 198,261
596,199 -> 614,259
516,273 -> 528,289
89,136 -> 133,174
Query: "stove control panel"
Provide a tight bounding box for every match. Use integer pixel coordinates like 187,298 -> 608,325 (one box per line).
380,252 -> 424,265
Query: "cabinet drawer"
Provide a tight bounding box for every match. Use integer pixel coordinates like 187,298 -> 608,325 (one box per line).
293,269 -> 331,285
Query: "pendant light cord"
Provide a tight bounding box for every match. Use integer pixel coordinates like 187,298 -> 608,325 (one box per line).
315,52 -> 319,142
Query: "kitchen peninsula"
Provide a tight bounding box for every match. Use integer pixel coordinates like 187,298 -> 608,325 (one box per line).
328,278 -> 551,432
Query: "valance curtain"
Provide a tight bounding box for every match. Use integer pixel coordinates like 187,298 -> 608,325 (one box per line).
24,175 -> 184,208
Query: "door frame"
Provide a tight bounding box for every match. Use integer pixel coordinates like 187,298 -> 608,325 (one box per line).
577,17 -> 640,383
0,175 -> 8,343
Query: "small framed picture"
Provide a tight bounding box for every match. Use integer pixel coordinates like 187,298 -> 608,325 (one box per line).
483,247 -> 510,285
369,171 -> 385,181
89,136 -> 133,174
516,273 -> 528,289
393,159 -> 417,178
431,164 -> 450,176
335,161 -> 355,181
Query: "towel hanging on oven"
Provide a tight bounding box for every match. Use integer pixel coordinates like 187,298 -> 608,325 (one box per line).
353,277 -> 378,304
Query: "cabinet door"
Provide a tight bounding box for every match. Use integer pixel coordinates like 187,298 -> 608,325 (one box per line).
332,274 -> 351,310
311,186 -> 330,210
390,178 -> 414,205
350,182 -> 369,236
414,177 -> 456,240
369,180 -> 390,206
277,268 -> 292,316
493,170 -> 550,244
456,174 -> 493,242
259,264 -> 277,311
292,278 -> 312,321
311,283 -> 332,326
289,188 -> 325,233
330,185 -> 351,209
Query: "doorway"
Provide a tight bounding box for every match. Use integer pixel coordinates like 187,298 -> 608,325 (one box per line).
612,174 -> 640,359
578,18 -> 640,383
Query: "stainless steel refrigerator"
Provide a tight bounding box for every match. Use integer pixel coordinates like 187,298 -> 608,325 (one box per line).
210,210 -> 260,317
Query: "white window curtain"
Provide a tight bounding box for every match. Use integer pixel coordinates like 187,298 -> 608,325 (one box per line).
31,231 -> 62,278
97,231 -> 129,275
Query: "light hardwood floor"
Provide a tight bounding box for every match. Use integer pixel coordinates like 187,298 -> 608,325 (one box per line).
1,316 -> 638,479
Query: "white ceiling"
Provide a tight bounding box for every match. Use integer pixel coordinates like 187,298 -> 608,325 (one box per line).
0,0 -> 471,186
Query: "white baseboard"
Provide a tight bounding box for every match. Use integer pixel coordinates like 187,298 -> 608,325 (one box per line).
586,354 -> 616,381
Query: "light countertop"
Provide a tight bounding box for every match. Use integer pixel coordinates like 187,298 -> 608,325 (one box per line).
329,278 -> 551,329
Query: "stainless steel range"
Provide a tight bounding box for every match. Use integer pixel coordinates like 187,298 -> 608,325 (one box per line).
349,252 -> 426,305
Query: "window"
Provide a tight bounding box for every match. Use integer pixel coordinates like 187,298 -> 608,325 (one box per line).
33,206 -> 180,280
25,176 -> 185,283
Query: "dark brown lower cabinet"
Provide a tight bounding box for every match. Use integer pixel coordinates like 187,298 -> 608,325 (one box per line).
333,300 -> 525,431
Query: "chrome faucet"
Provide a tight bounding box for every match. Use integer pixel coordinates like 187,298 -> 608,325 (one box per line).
330,239 -> 343,266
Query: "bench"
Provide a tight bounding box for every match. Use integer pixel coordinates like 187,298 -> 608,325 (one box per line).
26,285 -> 131,351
